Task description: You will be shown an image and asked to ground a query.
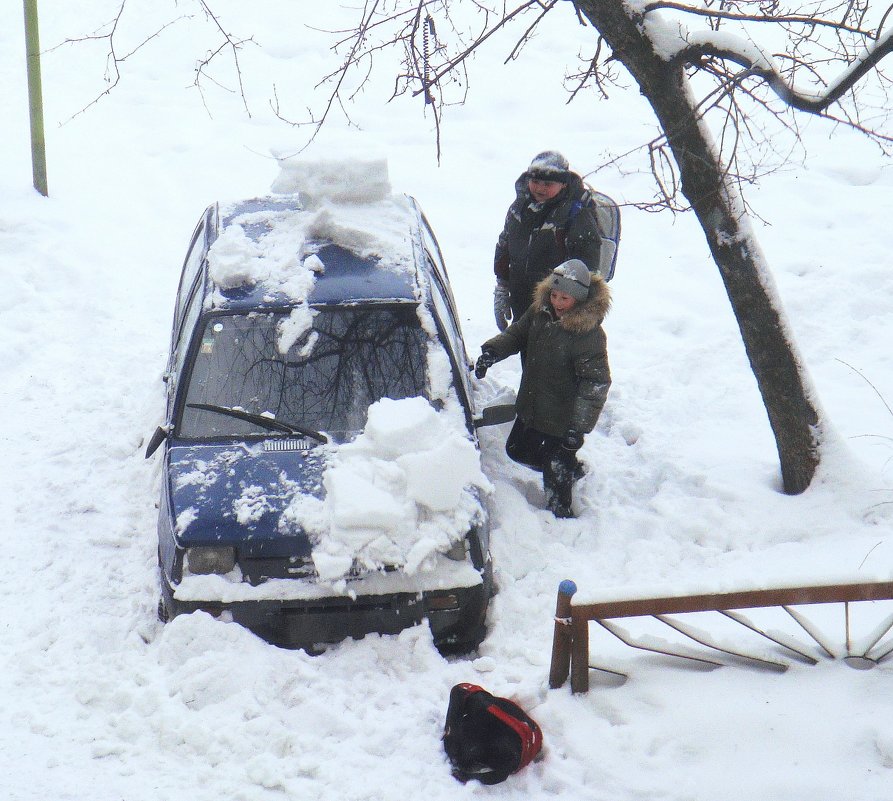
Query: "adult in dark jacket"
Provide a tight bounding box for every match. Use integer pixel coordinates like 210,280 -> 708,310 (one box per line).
493,151 -> 602,331
476,259 -> 611,518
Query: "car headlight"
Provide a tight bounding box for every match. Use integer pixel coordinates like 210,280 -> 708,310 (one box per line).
445,539 -> 467,562
186,546 -> 236,575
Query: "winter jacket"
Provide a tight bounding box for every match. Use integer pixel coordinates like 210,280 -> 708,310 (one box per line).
482,274 -> 611,438
494,172 -> 602,319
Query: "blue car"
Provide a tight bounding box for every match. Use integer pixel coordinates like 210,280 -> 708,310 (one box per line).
146,194 -> 507,652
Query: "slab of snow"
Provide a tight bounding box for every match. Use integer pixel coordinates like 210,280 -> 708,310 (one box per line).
270,154 -> 392,205
283,397 -> 491,583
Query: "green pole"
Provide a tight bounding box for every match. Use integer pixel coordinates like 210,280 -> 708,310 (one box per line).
23,0 -> 48,196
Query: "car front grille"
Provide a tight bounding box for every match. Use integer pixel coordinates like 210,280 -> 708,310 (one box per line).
241,555 -> 316,584
239,555 -> 401,585
262,438 -> 315,452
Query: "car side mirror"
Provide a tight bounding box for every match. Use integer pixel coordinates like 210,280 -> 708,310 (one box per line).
145,425 -> 170,458
473,403 -> 515,429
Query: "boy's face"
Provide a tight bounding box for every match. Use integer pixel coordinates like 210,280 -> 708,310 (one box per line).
528,177 -> 565,203
550,289 -> 577,317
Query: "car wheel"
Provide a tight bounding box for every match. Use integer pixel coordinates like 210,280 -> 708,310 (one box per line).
436,619 -> 487,657
157,597 -> 170,623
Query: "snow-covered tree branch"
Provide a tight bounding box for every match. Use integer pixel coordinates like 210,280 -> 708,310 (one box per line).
662,20 -> 893,114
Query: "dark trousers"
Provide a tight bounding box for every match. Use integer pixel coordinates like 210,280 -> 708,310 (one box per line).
505,419 -> 581,512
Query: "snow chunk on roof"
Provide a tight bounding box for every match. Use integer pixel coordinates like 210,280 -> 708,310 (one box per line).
270,155 -> 391,205
304,198 -> 416,271
281,397 -> 492,584
208,158 -> 416,304
208,209 -> 310,295
271,155 -> 414,270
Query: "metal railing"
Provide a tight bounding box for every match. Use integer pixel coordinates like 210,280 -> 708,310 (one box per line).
549,579 -> 893,693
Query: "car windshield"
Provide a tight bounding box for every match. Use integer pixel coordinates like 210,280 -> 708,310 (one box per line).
179,305 -> 429,439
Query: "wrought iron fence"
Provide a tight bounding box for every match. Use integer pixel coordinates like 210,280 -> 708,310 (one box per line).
549,579 -> 893,693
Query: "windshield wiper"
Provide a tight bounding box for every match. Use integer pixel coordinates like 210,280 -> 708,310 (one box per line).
186,403 -> 328,443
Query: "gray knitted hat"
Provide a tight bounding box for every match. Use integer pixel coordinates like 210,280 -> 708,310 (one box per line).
550,259 -> 591,302
526,150 -> 570,183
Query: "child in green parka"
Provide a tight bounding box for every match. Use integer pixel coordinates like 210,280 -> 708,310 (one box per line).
476,259 -> 611,518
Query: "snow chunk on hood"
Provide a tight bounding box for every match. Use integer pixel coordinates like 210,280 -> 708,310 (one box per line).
281,397 -> 492,583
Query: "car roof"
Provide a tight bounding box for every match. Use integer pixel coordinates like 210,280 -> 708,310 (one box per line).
207,195 -> 421,311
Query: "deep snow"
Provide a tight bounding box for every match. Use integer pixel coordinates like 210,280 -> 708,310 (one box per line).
3,2 -> 893,800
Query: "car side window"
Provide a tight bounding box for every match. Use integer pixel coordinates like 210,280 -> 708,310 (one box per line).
427,263 -> 475,413
172,218 -> 207,343
419,217 -> 461,313
419,218 -> 468,343
172,284 -> 205,386
420,215 -> 447,276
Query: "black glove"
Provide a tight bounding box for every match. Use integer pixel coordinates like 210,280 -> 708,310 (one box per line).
493,281 -> 512,332
562,429 -> 584,452
475,350 -> 499,379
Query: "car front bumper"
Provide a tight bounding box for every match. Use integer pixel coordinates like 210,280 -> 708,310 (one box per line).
160,573 -> 491,652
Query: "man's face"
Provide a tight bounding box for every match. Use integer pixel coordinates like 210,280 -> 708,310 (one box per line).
528,177 -> 566,203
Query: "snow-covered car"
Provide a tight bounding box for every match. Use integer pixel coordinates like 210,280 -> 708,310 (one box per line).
145,185 -> 504,653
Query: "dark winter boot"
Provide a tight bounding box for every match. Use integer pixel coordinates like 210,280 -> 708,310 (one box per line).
546,495 -> 575,519
544,451 -> 578,518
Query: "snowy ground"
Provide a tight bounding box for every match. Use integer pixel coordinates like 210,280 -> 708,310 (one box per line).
3,3 -> 893,799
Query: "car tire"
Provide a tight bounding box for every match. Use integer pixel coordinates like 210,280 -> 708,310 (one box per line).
436,618 -> 487,657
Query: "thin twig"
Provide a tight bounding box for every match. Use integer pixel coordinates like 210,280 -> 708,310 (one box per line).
837,358 -> 893,419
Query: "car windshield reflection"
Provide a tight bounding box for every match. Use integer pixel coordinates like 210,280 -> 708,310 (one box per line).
179,305 -> 429,439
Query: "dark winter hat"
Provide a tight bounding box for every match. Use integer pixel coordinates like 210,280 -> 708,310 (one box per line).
526,150 -> 570,183
550,259 -> 591,302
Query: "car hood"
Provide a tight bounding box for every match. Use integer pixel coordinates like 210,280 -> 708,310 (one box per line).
167,440 -> 326,556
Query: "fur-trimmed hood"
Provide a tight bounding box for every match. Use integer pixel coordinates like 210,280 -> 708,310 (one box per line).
532,272 -> 611,335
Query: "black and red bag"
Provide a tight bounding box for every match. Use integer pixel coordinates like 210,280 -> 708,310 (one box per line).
442,683 -> 543,785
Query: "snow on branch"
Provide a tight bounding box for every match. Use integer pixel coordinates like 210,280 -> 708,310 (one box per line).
642,2 -> 870,36
633,0 -> 893,115
666,26 -> 893,113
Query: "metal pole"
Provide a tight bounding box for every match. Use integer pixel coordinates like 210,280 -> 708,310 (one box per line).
570,615 -> 590,694
23,0 -> 48,196
548,580 -> 577,689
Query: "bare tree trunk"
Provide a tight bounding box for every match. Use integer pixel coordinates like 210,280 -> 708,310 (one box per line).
575,0 -> 819,493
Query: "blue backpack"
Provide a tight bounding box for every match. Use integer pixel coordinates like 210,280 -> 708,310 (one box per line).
570,187 -> 621,282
